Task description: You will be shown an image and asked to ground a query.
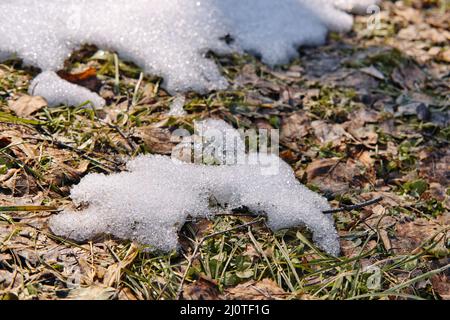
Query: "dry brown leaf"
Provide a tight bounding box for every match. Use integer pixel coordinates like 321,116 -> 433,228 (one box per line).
0,253 -> 12,261
391,62 -> 426,90
223,278 -> 287,300
361,192 -> 402,207
279,149 -> 299,163
394,7 -> 422,24
0,270 -> 15,288
348,126 -> 378,146
118,287 -> 138,300
439,49 -> 450,63
341,239 -> 377,258
431,274 -> 450,300
103,244 -> 139,287
306,158 -> 341,181
280,111 -> 311,151
392,215 -> 449,255
8,95 -> 47,117
133,126 -> 176,155
306,158 -> 368,195
2,171 -> 38,196
349,108 -> 380,125
419,148 -> 449,186
0,130 -> 38,161
358,151 -> 375,167
57,67 -> 102,92
311,120 -> 346,146
66,284 -> 116,300
48,160 -> 90,187
183,276 -> 221,300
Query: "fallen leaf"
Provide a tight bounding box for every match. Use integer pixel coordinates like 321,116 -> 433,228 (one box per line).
223,278 -> 287,300
306,158 -> 341,181
311,121 -> 347,146
419,148 -> 450,186
431,274 -> 450,300
360,65 -> 385,80
57,67 -> 102,92
306,158 -> 368,195
118,287 -> 138,300
392,215 -> 449,255
183,276 -> 221,300
103,243 -> 139,287
280,111 -> 311,150
8,95 -> 47,117
133,126 -> 176,155
391,62 -> 426,90
66,284 -> 116,300
439,49 -> 450,63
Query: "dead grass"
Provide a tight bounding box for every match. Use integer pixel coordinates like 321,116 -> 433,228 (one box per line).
0,0 -> 449,300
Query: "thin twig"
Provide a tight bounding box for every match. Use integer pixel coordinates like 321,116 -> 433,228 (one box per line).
323,197 -> 383,214
176,217 -> 264,300
0,205 -> 58,212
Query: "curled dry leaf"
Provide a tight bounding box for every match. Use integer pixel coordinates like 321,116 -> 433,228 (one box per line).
57,67 -> 102,92
8,95 -> 47,117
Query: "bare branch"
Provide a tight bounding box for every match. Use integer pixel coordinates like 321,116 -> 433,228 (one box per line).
323,197 -> 383,214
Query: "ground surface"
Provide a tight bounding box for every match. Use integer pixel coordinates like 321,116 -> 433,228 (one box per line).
0,0 -> 448,300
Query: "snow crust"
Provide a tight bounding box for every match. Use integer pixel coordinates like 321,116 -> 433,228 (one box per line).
50,119 -> 340,256
0,0 -> 378,106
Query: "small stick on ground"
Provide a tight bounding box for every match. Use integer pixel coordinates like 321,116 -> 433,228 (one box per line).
0,205 -> 58,212
323,197 -> 383,214
176,217 -> 264,300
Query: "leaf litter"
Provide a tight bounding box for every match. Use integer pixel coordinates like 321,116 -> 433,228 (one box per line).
0,0 -> 449,300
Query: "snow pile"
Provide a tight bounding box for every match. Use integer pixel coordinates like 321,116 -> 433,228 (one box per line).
0,0 -> 378,106
50,119 -> 340,256
29,71 -> 106,108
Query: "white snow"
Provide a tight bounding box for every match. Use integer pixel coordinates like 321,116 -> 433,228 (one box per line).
29,71 -> 106,108
168,95 -> 187,116
50,119 -> 340,256
0,0 -> 379,106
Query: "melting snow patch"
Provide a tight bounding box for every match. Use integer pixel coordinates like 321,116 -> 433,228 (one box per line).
168,95 -> 187,116
29,71 -> 106,108
50,119 -> 341,256
0,0 -> 378,106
